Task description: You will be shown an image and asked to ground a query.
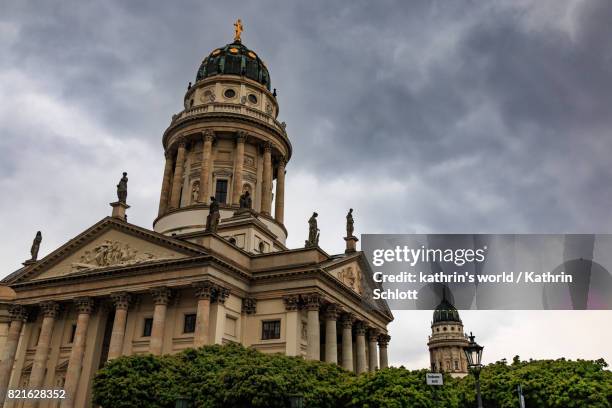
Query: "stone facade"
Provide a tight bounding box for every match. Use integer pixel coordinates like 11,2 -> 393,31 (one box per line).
0,33 -> 393,408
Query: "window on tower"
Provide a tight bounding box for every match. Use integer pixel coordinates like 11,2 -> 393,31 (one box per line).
215,179 -> 228,204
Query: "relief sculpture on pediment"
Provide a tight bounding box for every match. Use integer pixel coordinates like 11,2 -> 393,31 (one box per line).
71,240 -> 171,271
337,265 -> 363,294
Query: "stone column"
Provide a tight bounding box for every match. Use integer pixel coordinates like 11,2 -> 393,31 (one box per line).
24,301 -> 59,408
355,321 -> 367,374
210,286 -> 229,345
282,295 -> 301,356
193,282 -> 212,347
157,151 -> 175,216
261,142 -> 273,215
198,130 -> 214,203
324,304 -> 339,364
0,305 -> 27,405
304,294 -> 321,361
107,292 -> 131,360
231,132 -> 246,205
61,297 -> 94,408
340,314 -> 354,372
378,334 -> 390,369
240,298 -> 256,348
149,287 -> 171,355
169,138 -> 186,209
274,157 -> 286,224
368,329 -> 379,372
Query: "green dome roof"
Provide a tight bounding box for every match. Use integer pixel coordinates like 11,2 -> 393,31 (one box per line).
196,41 -> 271,90
433,298 -> 462,324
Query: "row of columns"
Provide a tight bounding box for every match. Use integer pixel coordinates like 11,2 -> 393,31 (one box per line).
157,131 -> 287,224
0,283 -> 231,407
283,294 -> 390,374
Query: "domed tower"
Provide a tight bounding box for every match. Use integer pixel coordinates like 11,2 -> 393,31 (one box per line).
427,290 -> 469,378
154,20 -> 290,253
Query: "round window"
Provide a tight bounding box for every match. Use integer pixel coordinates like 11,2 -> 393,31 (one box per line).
224,89 -> 236,99
248,94 -> 258,104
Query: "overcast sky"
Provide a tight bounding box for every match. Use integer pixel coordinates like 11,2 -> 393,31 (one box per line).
1,0 -> 611,368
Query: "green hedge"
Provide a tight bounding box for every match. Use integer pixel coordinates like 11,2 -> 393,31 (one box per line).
92,345 -> 612,408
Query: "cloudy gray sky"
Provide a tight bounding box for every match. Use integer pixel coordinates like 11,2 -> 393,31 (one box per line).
1,0 -> 611,368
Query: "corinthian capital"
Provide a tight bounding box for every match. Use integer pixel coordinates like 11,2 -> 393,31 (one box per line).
194,281 -> 213,300
40,301 -> 59,318
236,131 -> 247,143
74,297 -> 94,315
203,129 -> 215,142
9,304 -> 28,322
283,295 -> 300,311
378,334 -> 391,348
111,292 -> 132,310
303,293 -> 321,311
151,287 -> 172,305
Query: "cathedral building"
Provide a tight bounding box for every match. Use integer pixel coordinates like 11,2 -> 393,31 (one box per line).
0,22 -> 392,408
427,292 -> 469,378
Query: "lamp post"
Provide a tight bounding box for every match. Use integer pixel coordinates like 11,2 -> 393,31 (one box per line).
463,332 -> 484,408
288,393 -> 305,408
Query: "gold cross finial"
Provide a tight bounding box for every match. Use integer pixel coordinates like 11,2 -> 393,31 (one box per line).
234,19 -> 243,42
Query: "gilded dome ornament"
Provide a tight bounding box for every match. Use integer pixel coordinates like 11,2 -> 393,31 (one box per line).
194,20 -> 271,89
233,18 -> 243,42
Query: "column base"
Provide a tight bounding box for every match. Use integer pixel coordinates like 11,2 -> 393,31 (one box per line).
344,236 -> 359,253
110,201 -> 130,221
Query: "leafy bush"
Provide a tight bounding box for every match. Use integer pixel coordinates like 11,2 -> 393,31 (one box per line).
456,357 -> 612,408
342,368 -> 460,408
93,346 -> 612,408
93,344 -> 353,408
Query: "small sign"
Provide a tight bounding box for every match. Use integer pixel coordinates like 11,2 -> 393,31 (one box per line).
426,373 -> 443,385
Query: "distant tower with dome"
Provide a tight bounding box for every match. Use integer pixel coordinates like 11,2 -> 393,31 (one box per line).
427,289 -> 469,378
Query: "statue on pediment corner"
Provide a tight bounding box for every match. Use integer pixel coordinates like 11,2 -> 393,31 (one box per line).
117,172 -> 128,204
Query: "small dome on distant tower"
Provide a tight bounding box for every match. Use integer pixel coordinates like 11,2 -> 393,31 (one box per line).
195,20 -> 271,90
432,290 -> 462,323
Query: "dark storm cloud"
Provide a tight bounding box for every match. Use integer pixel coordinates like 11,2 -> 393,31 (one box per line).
2,0 -> 611,242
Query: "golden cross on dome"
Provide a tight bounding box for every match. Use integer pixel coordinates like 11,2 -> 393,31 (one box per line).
234,19 -> 243,42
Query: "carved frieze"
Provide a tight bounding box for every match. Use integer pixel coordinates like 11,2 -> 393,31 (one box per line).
336,265 -> 363,294
70,240 -> 175,272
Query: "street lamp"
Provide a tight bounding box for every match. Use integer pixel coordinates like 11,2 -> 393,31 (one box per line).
463,332 -> 484,408
288,393 -> 305,408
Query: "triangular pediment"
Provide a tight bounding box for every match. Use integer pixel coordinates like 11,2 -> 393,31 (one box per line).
7,217 -> 207,284
324,252 -> 394,321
